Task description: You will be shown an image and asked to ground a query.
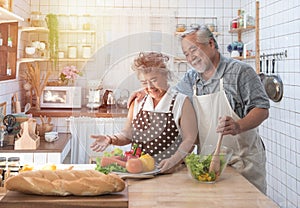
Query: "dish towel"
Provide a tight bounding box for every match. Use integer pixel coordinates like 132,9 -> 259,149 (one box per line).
69,116 -> 129,164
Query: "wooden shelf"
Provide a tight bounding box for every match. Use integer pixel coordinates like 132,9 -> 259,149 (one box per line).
19,27 -> 96,34
228,2 -> 260,73
0,7 -> 24,23
233,56 -> 256,60
228,26 -> 255,33
59,29 -> 96,34
19,26 -> 49,33
175,31 -> 220,37
174,57 -> 187,63
17,58 -> 94,64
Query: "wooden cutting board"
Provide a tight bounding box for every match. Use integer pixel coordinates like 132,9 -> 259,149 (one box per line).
0,186 -> 128,208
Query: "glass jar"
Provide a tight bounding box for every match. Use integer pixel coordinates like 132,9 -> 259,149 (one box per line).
68,46 -> 77,58
176,24 -> 186,32
30,11 -> 46,27
0,157 -> 6,169
7,157 -> 20,172
231,18 -> 238,29
82,45 -> 91,58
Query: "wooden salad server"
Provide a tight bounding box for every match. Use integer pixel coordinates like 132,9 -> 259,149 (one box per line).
209,133 -> 223,176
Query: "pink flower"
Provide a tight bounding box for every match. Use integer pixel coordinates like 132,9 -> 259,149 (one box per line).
59,65 -> 82,84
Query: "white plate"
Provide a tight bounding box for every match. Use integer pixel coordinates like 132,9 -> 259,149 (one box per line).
112,167 -> 160,176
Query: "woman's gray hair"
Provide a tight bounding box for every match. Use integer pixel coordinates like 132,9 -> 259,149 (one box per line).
131,52 -> 174,82
180,25 -> 219,49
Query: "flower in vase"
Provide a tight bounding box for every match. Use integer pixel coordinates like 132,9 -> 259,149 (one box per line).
59,65 -> 82,85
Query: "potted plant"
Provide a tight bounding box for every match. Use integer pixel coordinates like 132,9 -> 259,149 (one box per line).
46,13 -> 59,69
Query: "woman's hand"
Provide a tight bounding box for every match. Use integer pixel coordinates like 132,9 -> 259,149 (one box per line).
90,135 -> 111,152
127,89 -> 146,108
216,116 -> 241,136
158,158 -> 177,174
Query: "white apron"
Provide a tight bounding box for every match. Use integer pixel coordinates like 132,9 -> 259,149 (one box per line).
192,79 -> 267,194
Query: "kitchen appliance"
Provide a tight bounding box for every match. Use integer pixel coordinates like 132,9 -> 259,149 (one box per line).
86,80 -> 102,110
101,90 -> 116,108
40,86 -> 81,108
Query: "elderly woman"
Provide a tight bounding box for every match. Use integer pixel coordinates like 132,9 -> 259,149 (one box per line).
90,52 -> 198,173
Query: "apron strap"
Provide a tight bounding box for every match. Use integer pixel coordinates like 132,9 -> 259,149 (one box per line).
220,78 -> 224,91
168,92 -> 178,112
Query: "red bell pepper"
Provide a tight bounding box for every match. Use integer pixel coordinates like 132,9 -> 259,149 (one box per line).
124,144 -> 142,160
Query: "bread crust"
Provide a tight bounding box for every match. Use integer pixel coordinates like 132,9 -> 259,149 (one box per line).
5,170 -> 125,196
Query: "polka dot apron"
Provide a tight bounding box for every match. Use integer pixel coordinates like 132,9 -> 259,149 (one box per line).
132,93 -> 182,163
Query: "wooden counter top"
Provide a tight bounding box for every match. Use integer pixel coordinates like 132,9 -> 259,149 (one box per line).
28,107 -> 128,118
127,166 -> 279,208
0,133 -> 70,153
0,165 -> 279,208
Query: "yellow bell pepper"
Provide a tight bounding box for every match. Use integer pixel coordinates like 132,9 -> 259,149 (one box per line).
139,154 -> 155,172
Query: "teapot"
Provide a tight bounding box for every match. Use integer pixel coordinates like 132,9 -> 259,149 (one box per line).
116,89 -> 129,109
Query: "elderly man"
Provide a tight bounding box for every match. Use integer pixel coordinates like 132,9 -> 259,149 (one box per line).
176,25 -> 270,194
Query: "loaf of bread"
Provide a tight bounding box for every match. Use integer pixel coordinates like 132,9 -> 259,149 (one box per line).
5,169 -> 125,196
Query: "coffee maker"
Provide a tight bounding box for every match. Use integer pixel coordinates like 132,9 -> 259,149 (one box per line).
86,80 -> 102,110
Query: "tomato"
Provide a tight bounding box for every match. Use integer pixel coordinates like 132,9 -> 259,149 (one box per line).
126,158 -> 143,174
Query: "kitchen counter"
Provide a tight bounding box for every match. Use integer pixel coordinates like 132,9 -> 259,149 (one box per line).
128,166 -> 279,208
0,133 -> 71,165
0,165 -> 279,208
27,107 -> 128,118
0,133 -> 70,153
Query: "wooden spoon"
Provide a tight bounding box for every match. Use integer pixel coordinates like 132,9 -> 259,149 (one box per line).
209,133 -> 223,175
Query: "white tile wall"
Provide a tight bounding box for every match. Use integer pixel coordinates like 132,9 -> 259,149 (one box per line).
253,0 -> 300,207
1,0 -> 299,207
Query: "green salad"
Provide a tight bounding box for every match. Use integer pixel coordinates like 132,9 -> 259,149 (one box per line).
185,153 -> 226,182
95,148 -> 127,174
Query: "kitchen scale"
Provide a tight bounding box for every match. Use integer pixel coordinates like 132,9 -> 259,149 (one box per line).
86,80 -> 103,110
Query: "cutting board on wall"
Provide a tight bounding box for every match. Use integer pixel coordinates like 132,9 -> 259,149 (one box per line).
0,187 -> 128,208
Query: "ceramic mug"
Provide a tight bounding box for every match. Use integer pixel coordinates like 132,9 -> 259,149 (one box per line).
45,131 -> 59,142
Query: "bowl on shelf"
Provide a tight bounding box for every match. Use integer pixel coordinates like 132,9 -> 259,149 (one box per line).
25,46 -> 36,56
176,24 -> 186,32
185,144 -> 233,183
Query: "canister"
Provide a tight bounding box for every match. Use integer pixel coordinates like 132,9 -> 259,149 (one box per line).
58,51 -> 65,58
82,45 -> 91,58
68,46 -> 77,58
7,157 -> 20,172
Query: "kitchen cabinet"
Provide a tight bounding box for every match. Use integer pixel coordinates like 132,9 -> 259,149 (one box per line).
0,7 -> 23,81
229,1 -> 260,73
0,133 -> 71,165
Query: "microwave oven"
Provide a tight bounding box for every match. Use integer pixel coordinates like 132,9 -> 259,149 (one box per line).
41,86 -> 82,108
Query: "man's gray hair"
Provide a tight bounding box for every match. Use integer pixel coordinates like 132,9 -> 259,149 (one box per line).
180,25 -> 219,49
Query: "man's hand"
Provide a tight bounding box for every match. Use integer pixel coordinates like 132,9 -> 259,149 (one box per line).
216,116 -> 241,136
127,89 -> 146,108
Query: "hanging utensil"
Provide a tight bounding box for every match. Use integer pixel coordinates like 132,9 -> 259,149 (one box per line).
258,57 -> 265,82
3,114 -> 17,134
22,103 -> 31,114
264,58 -> 283,102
